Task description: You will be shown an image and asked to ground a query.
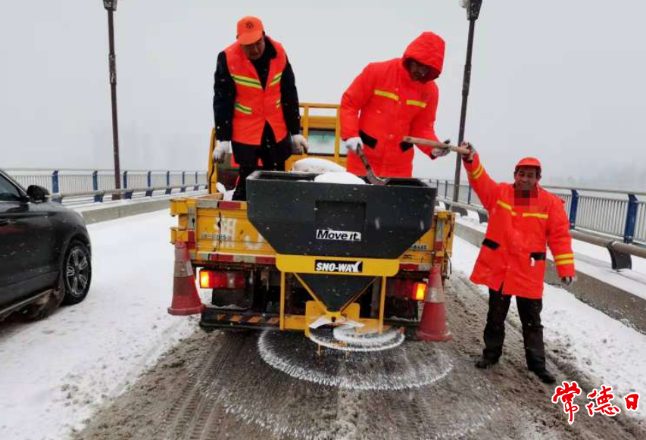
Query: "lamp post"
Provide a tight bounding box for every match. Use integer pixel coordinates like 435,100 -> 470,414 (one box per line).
102,0 -> 122,198
452,0 -> 483,203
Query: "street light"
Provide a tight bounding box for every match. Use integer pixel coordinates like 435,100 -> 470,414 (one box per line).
102,0 -> 122,198
452,0 -> 483,203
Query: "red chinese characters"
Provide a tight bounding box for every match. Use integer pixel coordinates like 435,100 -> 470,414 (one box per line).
586,385 -> 621,417
552,381 -> 582,424
624,393 -> 640,411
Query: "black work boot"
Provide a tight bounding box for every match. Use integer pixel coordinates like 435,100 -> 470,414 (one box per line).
530,367 -> 556,384
475,356 -> 499,369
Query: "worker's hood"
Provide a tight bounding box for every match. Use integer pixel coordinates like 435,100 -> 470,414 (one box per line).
402,32 -> 445,77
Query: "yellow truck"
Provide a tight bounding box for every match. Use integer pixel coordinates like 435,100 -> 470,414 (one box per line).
170,103 -> 455,340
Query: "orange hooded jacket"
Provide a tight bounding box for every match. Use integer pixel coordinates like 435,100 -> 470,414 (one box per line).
464,153 -> 576,299
340,32 -> 445,178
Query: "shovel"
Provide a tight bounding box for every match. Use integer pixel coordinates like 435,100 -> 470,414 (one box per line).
402,136 -> 471,155
355,144 -> 386,186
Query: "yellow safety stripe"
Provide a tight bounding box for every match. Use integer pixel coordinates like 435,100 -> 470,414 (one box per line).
234,102 -> 252,115
406,99 -> 427,108
269,72 -> 282,87
554,253 -> 574,260
275,99 -> 281,108
522,213 -> 549,219
496,200 -> 517,216
469,163 -> 484,180
231,74 -> 262,89
374,89 -> 400,101
555,259 -> 575,266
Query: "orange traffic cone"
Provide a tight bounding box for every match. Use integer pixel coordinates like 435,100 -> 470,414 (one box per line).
416,261 -> 452,342
168,241 -> 205,315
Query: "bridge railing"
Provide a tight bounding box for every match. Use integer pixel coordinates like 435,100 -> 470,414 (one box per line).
6,168 -> 208,205
430,180 -> 646,246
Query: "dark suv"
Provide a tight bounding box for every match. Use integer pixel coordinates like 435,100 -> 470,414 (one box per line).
0,170 -> 92,321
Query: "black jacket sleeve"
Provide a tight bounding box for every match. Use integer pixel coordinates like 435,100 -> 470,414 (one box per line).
280,58 -> 301,136
213,51 -> 235,141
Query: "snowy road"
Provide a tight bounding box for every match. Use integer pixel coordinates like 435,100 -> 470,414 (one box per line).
74,277 -> 645,440
1,210 -> 645,440
0,211 -> 196,440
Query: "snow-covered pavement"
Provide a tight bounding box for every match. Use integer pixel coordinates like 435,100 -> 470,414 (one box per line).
0,209 -> 644,440
0,211 -> 196,440
451,237 -> 646,413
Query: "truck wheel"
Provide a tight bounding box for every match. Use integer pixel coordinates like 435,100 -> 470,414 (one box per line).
61,241 -> 92,305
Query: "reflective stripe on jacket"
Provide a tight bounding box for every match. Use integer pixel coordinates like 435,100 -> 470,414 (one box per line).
464,153 -> 576,299
340,32 -> 444,178
224,37 -> 288,145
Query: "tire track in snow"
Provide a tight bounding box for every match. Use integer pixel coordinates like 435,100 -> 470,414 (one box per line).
161,331 -> 241,439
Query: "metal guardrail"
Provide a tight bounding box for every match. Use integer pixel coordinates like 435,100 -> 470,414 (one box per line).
431,179 -> 646,246
6,168 -> 208,204
50,184 -> 208,204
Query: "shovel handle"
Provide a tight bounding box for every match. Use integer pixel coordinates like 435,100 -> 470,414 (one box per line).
403,136 -> 471,155
355,145 -> 386,186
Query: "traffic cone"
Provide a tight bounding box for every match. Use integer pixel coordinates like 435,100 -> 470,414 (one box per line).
168,241 -> 205,315
416,261 -> 452,342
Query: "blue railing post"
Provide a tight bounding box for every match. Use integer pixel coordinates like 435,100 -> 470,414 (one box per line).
93,171 -> 101,202
444,181 -> 448,198
146,171 -> 153,197
181,171 -> 186,193
623,194 -> 638,244
467,186 -> 473,205
569,189 -> 579,229
52,170 -> 59,194
195,171 -> 198,184
166,171 -> 171,195
123,171 -> 128,189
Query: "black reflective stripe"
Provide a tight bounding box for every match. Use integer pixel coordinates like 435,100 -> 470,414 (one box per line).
530,252 -> 546,261
482,238 -> 500,250
400,141 -> 414,152
359,130 -> 377,149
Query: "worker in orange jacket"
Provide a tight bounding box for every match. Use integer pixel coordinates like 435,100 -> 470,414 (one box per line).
340,31 -> 450,178
213,16 -> 309,200
460,144 -> 576,384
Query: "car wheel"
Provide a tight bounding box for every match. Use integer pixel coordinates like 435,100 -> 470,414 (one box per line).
61,240 -> 92,305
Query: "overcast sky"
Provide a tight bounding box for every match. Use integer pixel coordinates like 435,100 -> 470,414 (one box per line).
1,1 -> 645,189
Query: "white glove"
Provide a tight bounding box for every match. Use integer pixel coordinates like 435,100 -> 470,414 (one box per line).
343,137 -> 362,155
213,141 -> 231,163
461,142 -> 476,163
291,134 -> 309,154
431,139 -> 452,158
561,276 -> 576,286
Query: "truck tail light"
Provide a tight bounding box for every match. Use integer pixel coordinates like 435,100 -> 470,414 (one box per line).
199,270 -> 246,289
413,282 -> 427,301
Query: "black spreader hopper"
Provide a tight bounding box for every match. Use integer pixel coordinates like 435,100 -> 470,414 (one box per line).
246,171 -> 437,312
